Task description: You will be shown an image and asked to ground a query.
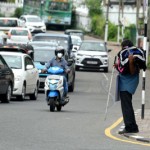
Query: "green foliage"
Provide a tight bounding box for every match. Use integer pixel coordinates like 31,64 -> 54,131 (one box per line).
0,13 -> 4,17
108,22 -> 117,41
147,55 -> 150,69
12,7 -> 23,18
124,24 -> 136,44
85,0 -> 103,17
90,15 -> 105,38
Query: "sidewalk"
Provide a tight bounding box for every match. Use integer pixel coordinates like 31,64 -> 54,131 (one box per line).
118,109 -> 150,143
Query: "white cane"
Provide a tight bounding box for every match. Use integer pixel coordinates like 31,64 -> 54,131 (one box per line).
104,56 -> 116,120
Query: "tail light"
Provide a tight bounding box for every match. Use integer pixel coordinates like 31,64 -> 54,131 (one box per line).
28,33 -> 32,40
8,32 -> 11,39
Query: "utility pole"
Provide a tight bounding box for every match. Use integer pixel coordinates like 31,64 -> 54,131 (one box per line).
121,0 -> 124,41
104,0 -> 110,44
117,0 -> 121,43
141,0 -> 148,119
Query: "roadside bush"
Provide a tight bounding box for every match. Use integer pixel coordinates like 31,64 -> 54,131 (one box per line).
108,22 -> 117,41
12,7 -> 23,18
91,15 -> 105,39
147,55 -> 150,69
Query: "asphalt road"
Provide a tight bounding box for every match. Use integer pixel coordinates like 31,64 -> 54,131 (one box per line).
0,33 -> 150,150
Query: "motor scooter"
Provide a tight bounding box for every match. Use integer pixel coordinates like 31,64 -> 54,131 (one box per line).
44,66 -> 69,112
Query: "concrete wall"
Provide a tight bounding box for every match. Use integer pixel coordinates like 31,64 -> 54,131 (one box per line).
0,2 -> 23,17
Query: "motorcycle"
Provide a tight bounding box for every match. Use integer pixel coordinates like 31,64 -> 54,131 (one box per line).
44,66 -> 69,112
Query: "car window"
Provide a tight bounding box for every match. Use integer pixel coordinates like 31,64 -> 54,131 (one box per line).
25,56 -> 34,67
34,48 -> 55,62
79,42 -> 106,51
33,36 -> 68,49
26,17 -> 41,22
0,19 -> 18,27
11,29 -> 28,36
2,55 -> 22,69
0,56 -> 5,69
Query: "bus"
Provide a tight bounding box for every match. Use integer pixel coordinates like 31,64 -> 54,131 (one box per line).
23,0 -> 73,26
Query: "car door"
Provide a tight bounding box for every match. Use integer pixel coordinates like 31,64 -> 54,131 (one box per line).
0,55 -> 9,94
24,56 -> 38,93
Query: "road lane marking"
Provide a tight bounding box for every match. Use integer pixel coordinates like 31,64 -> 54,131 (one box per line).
105,117 -> 150,146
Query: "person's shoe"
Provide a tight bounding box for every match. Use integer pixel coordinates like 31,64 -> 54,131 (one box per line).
118,128 -> 139,134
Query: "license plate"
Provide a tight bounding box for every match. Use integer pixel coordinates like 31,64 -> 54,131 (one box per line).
40,78 -> 45,82
86,61 -> 98,64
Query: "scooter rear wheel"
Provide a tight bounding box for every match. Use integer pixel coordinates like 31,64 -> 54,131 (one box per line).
49,99 -> 55,112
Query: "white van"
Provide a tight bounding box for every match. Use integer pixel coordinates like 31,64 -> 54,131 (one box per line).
0,17 -> 20,34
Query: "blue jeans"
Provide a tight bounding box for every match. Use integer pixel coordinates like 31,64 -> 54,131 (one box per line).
63,76 -> 68,97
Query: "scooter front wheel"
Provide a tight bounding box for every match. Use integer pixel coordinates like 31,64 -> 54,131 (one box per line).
56,105 -> 62,111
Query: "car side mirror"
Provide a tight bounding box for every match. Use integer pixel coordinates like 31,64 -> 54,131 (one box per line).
68,58 -> 74,66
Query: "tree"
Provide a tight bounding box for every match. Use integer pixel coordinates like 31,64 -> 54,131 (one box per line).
85,0 -> 103,17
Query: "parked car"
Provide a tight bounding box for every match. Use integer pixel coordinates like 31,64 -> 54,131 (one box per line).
75,40 -> 111,72
19,15 -> 46,34
64,29 -> 84,40
71,35 -> 82,53
7,27 -> 32,44
0,54 -> 14,103
32,33 -> 73,58
0,52 -> 39,100
31,42 -> 75,92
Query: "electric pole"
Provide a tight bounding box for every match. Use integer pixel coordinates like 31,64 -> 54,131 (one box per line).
104,0 -> 110,44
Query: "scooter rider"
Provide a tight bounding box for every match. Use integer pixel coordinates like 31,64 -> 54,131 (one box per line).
42,46 -> 70,105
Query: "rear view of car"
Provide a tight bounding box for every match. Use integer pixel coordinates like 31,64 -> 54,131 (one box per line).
0,54 -> 14,103
7,27 -> 32,44
0,17 -> 19,35
75,40 -> 111,72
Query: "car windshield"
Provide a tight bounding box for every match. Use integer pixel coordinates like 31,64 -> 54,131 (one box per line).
27,17 -> 41,22
34,48 -> 55,62
79,42 -> 106,51
33,36 -> 68,49
2,55 -> 22,69
71,37 -> 82,45
11,29 -> 28,36
0,19 -> 18,27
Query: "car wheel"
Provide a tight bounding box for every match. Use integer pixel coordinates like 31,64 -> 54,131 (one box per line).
68,75 -> 75,92
17,84 -> 26,101
75,66 -> 79,71
1,84 -> 12,103
29,84 -> 38,100
104,67 -> 108,73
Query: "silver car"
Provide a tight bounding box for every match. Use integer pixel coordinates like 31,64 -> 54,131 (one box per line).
75,40 -> 111,72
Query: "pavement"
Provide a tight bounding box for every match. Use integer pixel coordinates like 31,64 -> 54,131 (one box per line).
107,41 -> 150,143
118,109 -> 150,143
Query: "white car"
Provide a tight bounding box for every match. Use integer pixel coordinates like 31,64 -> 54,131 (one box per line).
0,52 -> 39,100
7,27 -> 32,44
75,40 -> 111,72
19,15 -> 46,33
71,35 -> 82,52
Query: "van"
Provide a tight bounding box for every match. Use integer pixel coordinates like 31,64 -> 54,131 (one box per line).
0,17 -> 20,34
32,33 -> 73,57
64,29 -> 84,40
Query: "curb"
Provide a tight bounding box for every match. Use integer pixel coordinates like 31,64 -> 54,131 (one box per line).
124,133 -> 150,143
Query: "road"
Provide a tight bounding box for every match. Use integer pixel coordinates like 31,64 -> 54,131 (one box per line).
0,32 -> 150,150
